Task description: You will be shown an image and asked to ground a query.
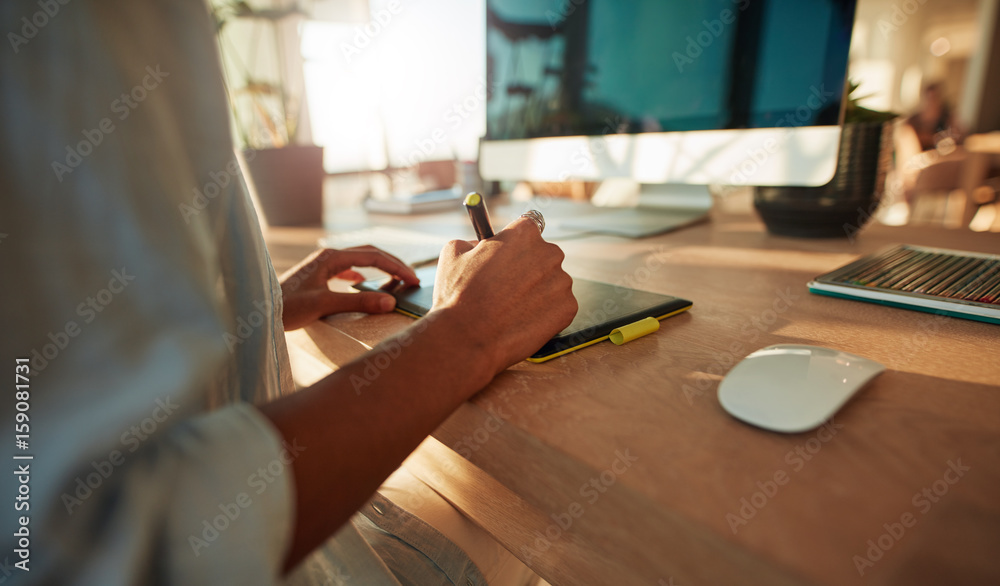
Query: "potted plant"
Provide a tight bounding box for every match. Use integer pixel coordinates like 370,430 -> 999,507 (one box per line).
754,81 -> 898,238
212,1 -> 324,226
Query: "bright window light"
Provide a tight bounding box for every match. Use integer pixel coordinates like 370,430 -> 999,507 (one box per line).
301,0 -> 486,174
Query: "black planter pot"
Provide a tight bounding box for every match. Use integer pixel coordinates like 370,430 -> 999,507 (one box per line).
754,122 -> 893,238
243,145 -> 324,226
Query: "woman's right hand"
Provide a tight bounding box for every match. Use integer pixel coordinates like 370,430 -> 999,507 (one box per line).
430,215 -> 578,377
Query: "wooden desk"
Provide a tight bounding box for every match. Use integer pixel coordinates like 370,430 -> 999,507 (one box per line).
267,203 -> 1000,586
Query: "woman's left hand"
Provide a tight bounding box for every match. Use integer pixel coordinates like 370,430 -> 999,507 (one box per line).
279,246 -> 420,331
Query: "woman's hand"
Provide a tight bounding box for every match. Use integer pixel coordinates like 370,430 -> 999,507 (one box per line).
279,246 -> 420,331
264,219 -> 576,570
430,216 -> 577,377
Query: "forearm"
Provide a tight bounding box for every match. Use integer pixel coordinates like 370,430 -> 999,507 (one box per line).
264,217 -> 575,572
259,308 -> 496,572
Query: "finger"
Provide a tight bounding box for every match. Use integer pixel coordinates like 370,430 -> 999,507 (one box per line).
379,278 -> 402,292
333,269 -> 366,283
344,245 -> 410,269
319,290 -> 397,316
320,248 -> 420,286
441,239 -> 475,259
499,215 -> 544,240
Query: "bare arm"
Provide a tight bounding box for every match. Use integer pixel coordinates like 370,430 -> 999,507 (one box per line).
260,217 -> 577,571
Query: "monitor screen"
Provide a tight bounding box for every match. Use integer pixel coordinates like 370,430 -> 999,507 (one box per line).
482,0 -> 857,186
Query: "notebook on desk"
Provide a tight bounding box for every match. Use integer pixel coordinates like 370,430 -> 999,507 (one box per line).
362,188 -> 464,215
355,267 -> 693,362
556,183 -> 713,238
557,206 -> 710,238
808,244 -> 1000,325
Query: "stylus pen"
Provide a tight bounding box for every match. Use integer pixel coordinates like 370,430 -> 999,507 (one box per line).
463,192 -> 495,240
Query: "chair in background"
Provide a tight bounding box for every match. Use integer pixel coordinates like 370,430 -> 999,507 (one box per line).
891,120 -> 1000,228
961,132 -> 1000,230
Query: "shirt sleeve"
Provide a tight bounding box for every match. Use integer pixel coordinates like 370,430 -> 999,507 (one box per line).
51,405 -> 294,586
0,1 -> 295,583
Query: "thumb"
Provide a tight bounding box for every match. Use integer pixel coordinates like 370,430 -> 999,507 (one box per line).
319,291 -> 396,315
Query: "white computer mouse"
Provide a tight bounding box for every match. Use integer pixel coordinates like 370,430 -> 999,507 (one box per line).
718,344 -> 885,433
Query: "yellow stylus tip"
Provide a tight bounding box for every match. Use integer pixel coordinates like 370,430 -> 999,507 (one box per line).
464,192 -> 481,206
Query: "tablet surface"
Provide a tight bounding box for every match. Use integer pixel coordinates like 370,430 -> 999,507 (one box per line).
356,267 -> 692,362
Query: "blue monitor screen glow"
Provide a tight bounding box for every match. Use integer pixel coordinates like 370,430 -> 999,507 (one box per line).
481,0 -> 857,187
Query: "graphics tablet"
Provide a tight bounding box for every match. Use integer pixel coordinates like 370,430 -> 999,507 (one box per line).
355,267 -> 692,362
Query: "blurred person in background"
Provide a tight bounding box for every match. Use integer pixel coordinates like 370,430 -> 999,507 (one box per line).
894,82 -> 966,206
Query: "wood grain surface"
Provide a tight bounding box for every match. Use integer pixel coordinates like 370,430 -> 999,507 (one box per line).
269,198 -> 1000,586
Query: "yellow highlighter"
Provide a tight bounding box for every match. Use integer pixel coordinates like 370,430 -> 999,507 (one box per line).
609,316 -> 660,345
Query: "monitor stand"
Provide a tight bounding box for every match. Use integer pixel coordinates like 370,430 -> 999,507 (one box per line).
559,181 -> 712,238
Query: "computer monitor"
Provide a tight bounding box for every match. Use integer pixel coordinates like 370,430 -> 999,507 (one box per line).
480,0 -> 857,189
